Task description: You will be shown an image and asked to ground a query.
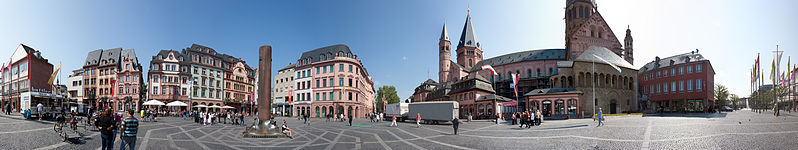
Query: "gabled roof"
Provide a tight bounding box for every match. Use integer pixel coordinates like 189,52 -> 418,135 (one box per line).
450,74 -> 495,94
457,13 -> 480,49
524,88 -> 582,96
470,49 -> 566,72
572,46 -> 634,69
84,49 -> 103,66
639,51 -> 709,73
298,44 -> 352,65
121,49 -> 139,67
99,48 -> 122,67
278,63 -> 296,72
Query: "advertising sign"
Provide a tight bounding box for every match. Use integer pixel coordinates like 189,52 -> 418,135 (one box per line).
20,92 -> 31,113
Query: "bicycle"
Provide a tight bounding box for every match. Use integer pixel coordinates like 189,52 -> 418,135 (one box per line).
53,115 -> 66,133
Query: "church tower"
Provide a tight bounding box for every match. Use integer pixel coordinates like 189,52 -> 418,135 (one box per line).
439,22 -> 451,83
624,26 -> 634,65
455,10 -> 483,69
564,0 -> 597,60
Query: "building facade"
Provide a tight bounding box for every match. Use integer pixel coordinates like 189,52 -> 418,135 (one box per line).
0,44 -> 55,113
292,44 -> 375,118
272,63 -> 295,116
80,48 -> 143,112
146,44 -> 255,113
564,0 -> 633,64
639,50 -> 715,112
67,70 -> 84,104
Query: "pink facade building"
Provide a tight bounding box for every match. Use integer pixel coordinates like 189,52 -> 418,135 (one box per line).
292,45 -> 375,118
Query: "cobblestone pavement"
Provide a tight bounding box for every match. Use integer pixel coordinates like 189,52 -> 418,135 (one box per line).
2,109 -> 798,150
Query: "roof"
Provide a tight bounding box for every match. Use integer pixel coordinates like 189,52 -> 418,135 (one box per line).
572,46 -> 634,69
440,22 -> 450,41
470,49 -> 566,72
524,88 -> 583,96
278,63 -> 296,72
457,13 -> 480,49
639,50 -> 709,73
450,74 -> 495,94
476,94 -> 513,102
99,48 -> 122,67
121,49 -> 139,67
84,49 -> 103,66
298,44 -> 352,65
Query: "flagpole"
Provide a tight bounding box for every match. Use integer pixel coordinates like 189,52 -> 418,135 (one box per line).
592,61 -> 596,118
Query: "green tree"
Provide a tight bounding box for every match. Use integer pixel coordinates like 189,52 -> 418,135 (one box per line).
730,94 -> 739,109
714,84 -> 730,109
376,85 -> 400,113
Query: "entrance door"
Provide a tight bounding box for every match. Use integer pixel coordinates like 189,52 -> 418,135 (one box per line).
610,102 -> 617,114
542,101 -> 551,117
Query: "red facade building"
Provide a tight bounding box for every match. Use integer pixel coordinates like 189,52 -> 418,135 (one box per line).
639,51 -> 715,112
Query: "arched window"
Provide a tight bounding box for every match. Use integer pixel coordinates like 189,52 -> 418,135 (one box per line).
468,59 -> 473,67
527,69 -> 532,78
537,68 -> 541,77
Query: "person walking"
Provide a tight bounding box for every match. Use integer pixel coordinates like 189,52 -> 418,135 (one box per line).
98,108 -> 117,150
535,110 -> 542,126
120,110 -> 139,150
348,114 -> 353,126
36,103 -> 43,120
416,113 -> 421,128
390,115 -> 398,127
511,113 -> 516,125
519,112 -> 526,128
239,112 -> 245,126
596,108 -> 604,127
452,118 -> 460,135
528,111 -> 534,128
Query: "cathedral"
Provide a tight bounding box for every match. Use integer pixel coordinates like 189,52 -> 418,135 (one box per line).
412,0 -> 637,119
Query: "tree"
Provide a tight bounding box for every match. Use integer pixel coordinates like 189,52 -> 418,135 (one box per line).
714,84 -> 730,110
376,86 -> 400,113
730,94 -> 739,109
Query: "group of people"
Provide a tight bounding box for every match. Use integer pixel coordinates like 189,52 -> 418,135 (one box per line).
511,109 -> 543,128
97,108 -> 139,150
367,113 -> 383,123
2,102 -> 12,115
193,111 -> 246,126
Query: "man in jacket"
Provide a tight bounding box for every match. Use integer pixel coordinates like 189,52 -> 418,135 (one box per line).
98,108 -> 117,150
452,118 -> 460,135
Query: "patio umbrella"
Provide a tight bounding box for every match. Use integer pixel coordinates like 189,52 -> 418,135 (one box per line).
208,105 -> 222,109
166,101 -> 189,107
143,100 -> 166,106
194,104 -> 208,108
221,106 -> 235,109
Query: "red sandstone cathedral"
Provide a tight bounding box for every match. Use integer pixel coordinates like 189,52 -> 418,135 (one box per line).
412,0 -> 637,119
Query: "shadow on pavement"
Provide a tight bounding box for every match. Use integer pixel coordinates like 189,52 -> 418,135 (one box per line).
642,113 -> 727,118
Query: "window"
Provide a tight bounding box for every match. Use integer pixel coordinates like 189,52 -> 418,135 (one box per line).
536,68 -> 541,77
656,84 -> 661,94
339,64 -> 344,72
687,80 -> 693,92
316,80 -> 320,88
297,72 -> 300,78
316,67 -> 320,74
348,92 -> 352,100
153,75 -> 159,83
329,92 -> 333,100
329,79 -> 334,87
687,66 -> 693,73
348,78 -> 352,87
657,72 -> 661,78
679,67 -> 684,75
323,66 -> 327,73
349,65 -> 353,72
663,84 -> 668,94
323,79 -> 327,87
316,93 -> 319,101
697,64 -> 702,72
339,78 -> 344,86
679,81 -> 685,92
330,65 -> 334,72
302,71 -> 306,78
671,69 -> 675,76
697,79 -> 703,91
323,93 -> 327,100
671,82 -> 676,93
153,87 -> 159,95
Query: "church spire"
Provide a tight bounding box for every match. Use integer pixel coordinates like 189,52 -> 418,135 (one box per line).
457,11 -> 479,49
440,20 -> 449,41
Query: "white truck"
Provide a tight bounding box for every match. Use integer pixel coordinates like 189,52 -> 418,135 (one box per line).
407,101 -> 459,124
384,103 -> 409,122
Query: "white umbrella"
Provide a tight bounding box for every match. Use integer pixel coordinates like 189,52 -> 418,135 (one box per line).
143,100 -> 166,106
221,106 -> 235,109
194,104 -> 208,108
208,105 -> 222,109
166,101 -> 188,107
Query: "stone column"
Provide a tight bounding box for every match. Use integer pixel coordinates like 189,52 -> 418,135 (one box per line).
243,45 -> 286,138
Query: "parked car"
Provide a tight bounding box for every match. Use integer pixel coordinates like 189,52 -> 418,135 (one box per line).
719,106 -> 733,112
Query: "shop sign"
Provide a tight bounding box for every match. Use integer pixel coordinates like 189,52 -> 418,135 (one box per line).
20,92 -> 31,113
688,100 -> 703,102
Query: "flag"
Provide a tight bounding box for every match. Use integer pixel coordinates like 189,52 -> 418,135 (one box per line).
771,59 -> 776,81
48,63 -> 61,85
593,54 -> 622,74
187,79 -> 194,99
511,73 -> 520,97
480,65 -> 498,75
110,79 -> 116,97
287,89 -> 293,104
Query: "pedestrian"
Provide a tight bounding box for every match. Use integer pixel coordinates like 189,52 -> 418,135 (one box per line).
519,112 -> 526,128
535,110 -> 542,126
120,110 -> 139,150
452,117 -> 460,135
239,112 -> 245,126
528,111 -> 534,128
326,114 -> 331,122
348,114 -> 353,126
416,113 -> 421,128
98,108 -> 117,150
390,115 -> 398,127
596,108 -> 604,127
512,113 -> 517,125
37,103 -> 43,120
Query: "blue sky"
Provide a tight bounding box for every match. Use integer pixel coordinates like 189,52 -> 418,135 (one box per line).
2,0 -> 797,99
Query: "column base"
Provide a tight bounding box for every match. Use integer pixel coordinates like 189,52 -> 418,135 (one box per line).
242,119 -> 289,138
